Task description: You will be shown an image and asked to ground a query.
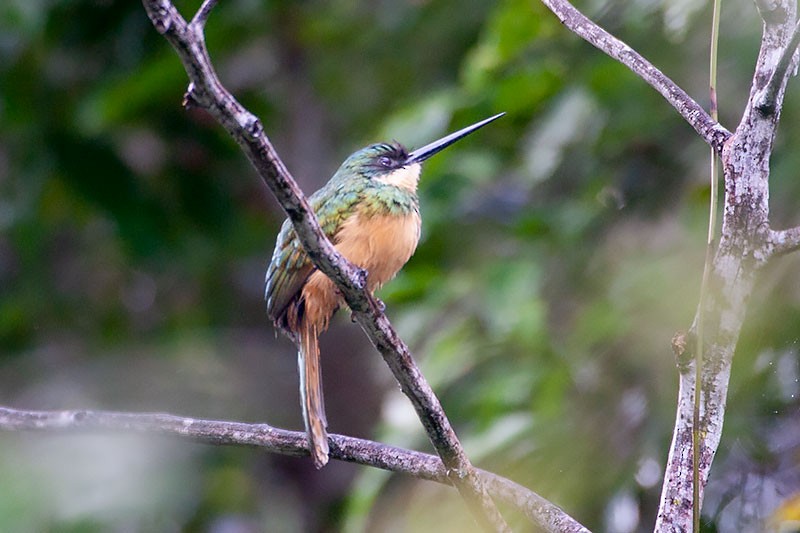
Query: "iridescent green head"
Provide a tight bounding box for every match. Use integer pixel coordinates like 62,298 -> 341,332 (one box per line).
332,112 -> 505,190
337,142 -> 414,183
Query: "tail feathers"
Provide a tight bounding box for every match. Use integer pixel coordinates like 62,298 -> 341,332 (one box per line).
299,322 -> 329,468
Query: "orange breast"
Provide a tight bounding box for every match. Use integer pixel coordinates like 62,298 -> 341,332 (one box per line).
335,210 -> 422,290
299,210 -> 421,332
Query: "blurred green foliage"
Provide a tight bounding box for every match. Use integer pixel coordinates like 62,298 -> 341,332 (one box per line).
2,0 -> 800,532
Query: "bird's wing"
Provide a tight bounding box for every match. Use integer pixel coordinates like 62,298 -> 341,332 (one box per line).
265,184 -> 361,325
265,218 -> 315,325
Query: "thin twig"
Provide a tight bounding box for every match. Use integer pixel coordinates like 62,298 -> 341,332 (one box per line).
0,405 -> 590,533
140,0 -> 512,530
539,0 -> 732,155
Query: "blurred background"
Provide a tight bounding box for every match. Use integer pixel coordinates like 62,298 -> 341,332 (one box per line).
2,0 -> 800,531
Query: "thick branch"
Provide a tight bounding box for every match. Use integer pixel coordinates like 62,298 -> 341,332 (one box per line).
140,0 -> 511,530
0,406 -> 590,533
656,1 -> 797,529
539,0 -> 732,155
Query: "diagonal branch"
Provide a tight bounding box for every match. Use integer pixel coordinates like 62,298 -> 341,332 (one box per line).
0,406 -> 590,533
756,19 -> 800,115
191,0 -> 217,28
539,0 -> 732,155
140,0 -> 513,530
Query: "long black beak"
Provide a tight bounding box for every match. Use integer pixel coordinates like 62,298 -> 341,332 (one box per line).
405,112 -> 505,165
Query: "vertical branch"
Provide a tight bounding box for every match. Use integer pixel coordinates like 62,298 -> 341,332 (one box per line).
537,0 -> 800,529
657,2 -> 799,530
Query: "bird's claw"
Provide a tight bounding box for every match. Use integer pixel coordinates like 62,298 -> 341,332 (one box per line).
354,267 -> 368,290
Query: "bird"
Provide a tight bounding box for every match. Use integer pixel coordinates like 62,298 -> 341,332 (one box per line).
265,113 -> 504,468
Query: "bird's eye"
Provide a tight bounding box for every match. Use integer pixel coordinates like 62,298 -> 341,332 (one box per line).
379,156 -> 392,168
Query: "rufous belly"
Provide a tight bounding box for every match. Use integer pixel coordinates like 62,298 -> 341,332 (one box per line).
300,210 -> 421,330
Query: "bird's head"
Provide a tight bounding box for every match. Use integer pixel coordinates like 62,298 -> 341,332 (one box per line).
334,113 -> 505,192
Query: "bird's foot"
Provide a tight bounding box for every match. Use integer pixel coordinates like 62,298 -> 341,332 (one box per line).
354,267 -> 368,290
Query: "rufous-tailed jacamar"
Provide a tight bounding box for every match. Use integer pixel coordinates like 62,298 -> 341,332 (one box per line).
265,113 -> 504,468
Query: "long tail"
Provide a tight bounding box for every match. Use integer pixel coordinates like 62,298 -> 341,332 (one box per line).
298,320 -> 329,468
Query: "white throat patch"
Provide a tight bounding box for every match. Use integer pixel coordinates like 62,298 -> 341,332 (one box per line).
375,163 -> 421,191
